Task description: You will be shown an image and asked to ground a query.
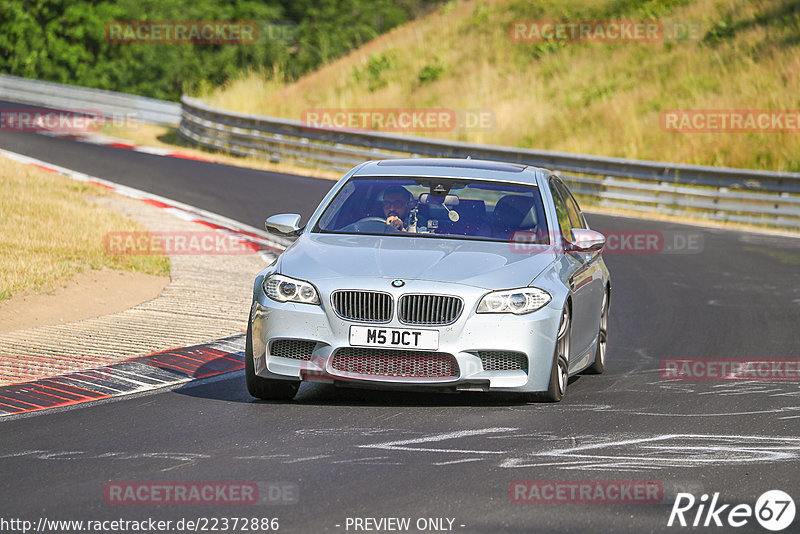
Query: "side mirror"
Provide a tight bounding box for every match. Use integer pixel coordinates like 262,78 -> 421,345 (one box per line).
568,229 -> 605,252
265,213 -> 302,237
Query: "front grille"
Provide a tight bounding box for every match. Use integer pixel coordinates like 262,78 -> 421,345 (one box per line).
270,339 -> 316,361
398,294 -> 464,325
478,351 -> 529,372
331,348 -> 458,378
331,290 -> 393,323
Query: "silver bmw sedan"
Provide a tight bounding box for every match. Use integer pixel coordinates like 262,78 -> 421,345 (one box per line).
246,158 -> 610,402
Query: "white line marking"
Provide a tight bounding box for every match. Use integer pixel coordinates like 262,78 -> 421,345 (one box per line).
330,456 -> 392,464
234,454 -> 291,460
37,451 -> 86,459
360,427 -> 517,454
0,450 -> 46,459
627,409 -> 795,417
432,458 -> 483,466
282,455 -> 330,464
500,434 -> 800,470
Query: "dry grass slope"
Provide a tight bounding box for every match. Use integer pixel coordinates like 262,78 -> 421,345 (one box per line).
204,0 -> 800,172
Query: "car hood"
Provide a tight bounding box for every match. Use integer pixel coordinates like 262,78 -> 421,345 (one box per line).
278,233 -> 557,289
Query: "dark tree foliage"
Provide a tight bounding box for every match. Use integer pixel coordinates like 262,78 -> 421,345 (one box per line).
0,0 -> 440,100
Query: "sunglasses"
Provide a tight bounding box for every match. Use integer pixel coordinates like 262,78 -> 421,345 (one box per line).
382,199 -> 407,209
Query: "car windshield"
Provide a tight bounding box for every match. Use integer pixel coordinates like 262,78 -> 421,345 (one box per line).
314,176 -> 549,243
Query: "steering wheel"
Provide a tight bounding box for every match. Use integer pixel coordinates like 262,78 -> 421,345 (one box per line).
341,216 -> 402,233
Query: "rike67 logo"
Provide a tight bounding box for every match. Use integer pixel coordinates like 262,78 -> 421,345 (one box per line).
668,490 -> 795,531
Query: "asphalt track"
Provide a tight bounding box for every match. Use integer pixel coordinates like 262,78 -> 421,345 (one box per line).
1,122 -> 799,533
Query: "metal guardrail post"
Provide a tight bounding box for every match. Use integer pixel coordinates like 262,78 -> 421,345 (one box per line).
1,74 -> 798,229
177,96 -> 800,229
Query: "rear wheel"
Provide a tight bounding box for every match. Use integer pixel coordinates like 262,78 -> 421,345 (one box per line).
586,289 -> 609,374
541,306 -> 570,402
245,321 -> 300,401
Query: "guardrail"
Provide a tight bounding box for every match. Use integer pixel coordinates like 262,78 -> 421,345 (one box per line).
179,96 -> 800,229
0,74 -> 180,126
1,74 -> 798,229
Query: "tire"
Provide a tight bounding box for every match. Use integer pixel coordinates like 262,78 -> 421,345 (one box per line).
245,321 -> 300,401
586,288 -> 609,375
541,305 -> 571,402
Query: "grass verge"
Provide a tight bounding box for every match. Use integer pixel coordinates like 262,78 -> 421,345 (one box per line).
0,155 -> 170,302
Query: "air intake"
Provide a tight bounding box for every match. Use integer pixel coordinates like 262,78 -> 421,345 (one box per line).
478,351 -> 528,372
270,340 -> 316,361
331,348 -> 458,378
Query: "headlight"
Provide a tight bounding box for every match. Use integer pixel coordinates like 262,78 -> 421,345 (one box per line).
477,287 -> 551,315
262,274 -> 320,304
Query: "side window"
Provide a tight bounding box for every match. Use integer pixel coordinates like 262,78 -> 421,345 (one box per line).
548,179 -> 573,241
554,179 -> 586,229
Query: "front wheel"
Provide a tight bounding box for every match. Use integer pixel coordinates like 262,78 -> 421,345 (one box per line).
540,306 -> 570,402
245,321 -> 300,401
586,289 -> 609,374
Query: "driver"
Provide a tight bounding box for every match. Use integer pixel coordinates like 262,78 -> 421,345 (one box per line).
380,185 -> 412,231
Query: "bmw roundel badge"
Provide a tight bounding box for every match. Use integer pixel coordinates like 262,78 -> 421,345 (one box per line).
391,279 -> 405,288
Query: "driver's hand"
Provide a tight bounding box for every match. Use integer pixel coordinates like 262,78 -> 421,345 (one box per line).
386,216 -> 405,231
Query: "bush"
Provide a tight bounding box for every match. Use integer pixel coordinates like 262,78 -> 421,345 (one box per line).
418,57 -> 444,84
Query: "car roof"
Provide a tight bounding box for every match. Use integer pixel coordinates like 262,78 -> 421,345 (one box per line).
352,158 -> 546,184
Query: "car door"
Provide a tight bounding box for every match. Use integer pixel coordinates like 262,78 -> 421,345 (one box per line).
553,178 -> 605,364
548,178 -> 595,368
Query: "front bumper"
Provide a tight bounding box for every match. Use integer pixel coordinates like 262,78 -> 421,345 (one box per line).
249,278 -> 562,393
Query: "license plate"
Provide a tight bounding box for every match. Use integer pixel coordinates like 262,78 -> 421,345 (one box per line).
349,326 -> 439,350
